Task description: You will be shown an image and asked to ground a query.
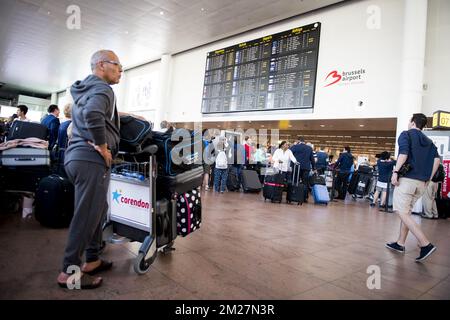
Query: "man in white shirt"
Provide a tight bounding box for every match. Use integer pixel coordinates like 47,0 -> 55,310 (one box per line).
15,105 -> 31,122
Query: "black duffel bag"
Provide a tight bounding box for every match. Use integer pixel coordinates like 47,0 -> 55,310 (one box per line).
119,116 -> 153,152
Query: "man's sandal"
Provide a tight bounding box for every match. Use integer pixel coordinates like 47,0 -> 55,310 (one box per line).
57,273 -> 102,289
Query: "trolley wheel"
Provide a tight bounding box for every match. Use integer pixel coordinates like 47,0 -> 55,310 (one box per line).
134,250 -> 156,275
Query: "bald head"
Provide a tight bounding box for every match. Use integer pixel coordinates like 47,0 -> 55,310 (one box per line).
90,50 -> 122,85
91,50 -> 116,71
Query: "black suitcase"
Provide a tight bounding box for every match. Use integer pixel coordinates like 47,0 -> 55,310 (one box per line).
151,129 -> 202,176
263,173 -> 284,203
156,166 -> 203,199
119,116 -> 153,152
309,173 -> 326,186
355,173 -> 372,197
0,165 -> 52,193
287,164 -> 305,205
347,172 -> 360,195
7,121 -> 48,141
227,166 -> 240,191
156,198 -> 177,248
34,174 -> 74,228
241,170 -> 262,193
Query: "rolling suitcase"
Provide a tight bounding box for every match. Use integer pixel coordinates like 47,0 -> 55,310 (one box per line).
34,174 -> 74,228
227,166 -> 240,191
1,147 -> 50,166
176,187 -> 201,237
287,164 -> 304,205
7,121 -> 48,141
241,169 -> 262,193
263,172 -> 284,203
348,172 -> 360,195
355,173 -> 372,197
312,184 -> 330,205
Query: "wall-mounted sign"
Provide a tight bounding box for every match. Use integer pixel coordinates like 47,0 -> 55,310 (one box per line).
324,68 -> 366,87
432,110 -> 450,129
201,22 -> 321,114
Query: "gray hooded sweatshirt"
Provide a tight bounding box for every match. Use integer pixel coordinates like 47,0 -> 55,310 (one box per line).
65,74 -> 120,166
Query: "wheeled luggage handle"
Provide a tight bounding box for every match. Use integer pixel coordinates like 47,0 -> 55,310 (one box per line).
292,163 -> 301,185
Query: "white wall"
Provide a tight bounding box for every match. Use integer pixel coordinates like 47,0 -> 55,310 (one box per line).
116,60 -> 161,122
166,0 -> 405,123
422,0 -> 450,116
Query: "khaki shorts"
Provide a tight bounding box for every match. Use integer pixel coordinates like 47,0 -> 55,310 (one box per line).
393,177 -> 426,213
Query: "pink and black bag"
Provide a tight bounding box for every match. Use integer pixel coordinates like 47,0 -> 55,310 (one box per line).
176,187 -> 202,237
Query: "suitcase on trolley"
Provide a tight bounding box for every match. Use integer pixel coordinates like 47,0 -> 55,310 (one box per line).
156,166 -> 203,199
35,174 -> 74,228
156,198 -> 177,249
176,187 -> 202,237
1,147 -> 50,166
287,164 -> 304,205
151,129 -> 202,176
7,121 -> 48,141
263,172 -> 284,203
241,169 -> 262,193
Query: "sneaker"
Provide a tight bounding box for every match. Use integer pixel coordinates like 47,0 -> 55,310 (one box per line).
370,203 -> 375,207
220,191 -> 224,194
415,243 -> 436,262
385,242 -> 405,253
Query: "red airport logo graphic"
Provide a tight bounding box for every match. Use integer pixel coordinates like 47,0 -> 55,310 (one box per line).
324,69 -> 366,87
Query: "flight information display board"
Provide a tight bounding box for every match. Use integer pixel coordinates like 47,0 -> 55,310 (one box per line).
201,22 -> 321,114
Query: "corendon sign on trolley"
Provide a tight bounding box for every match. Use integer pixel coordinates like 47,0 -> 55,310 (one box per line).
109,178 -> 151,230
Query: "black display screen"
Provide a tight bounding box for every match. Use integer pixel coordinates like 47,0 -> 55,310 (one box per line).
201,22 -> 321,114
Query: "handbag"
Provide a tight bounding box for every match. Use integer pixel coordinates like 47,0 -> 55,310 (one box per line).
432,163 -> 445,183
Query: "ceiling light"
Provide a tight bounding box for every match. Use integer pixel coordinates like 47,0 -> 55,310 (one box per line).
320,124 -> 325,127
201,7 -> 205,12
288,125 -> 292,128
261,125 -> 265,128
124,31 -> 129,34
359,124 -> 365,127
159,11 -> 164,15
217,125 -> 221,128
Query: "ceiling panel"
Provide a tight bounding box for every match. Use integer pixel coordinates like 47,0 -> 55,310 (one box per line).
0,0 -> 344,94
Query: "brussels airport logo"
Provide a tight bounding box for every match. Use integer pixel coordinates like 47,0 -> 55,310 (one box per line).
324,68 -> 366,87
112,190 -> 150,209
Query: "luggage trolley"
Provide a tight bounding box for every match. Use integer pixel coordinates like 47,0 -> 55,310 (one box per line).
102,145 -> 175,275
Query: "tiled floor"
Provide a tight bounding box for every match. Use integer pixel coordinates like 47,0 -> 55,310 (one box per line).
0,190 -> 449,300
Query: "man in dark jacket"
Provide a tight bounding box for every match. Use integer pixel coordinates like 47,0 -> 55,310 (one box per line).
386,113 -> 441,262
41,104 -> 60,151
57,50 -> 123,289
290,137 -> 316,199
335,146 -> 354,199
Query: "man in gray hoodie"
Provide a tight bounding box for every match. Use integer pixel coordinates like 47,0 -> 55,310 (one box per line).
57,50 -> 123,289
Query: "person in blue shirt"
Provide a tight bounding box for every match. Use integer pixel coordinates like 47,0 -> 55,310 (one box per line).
41,104 -> 61,151
56,103 -> 72,164
290,137 -> 316,199
334,146 -> 354,199
315,147 -> 328,175
386,113 -> 441,262
371,151 -> 396,208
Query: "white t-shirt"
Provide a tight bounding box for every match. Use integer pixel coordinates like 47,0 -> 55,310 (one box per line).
272,148 -> 298,172
14,117 -> 32,122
